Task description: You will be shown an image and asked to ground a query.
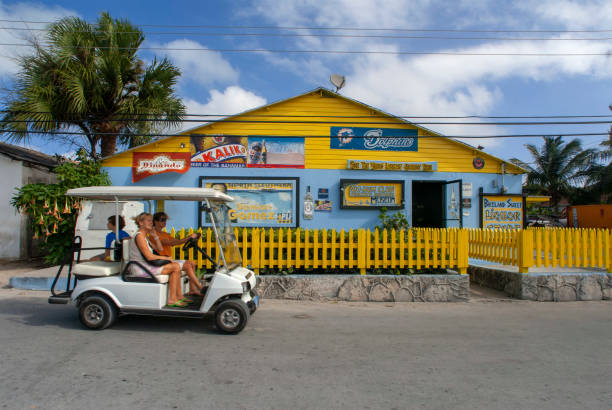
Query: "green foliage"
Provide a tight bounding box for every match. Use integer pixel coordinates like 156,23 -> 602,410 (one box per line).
377,207 -> 410,231
510,136 -> 596,213
11,150 -> 110,264
2,12 -> 185,157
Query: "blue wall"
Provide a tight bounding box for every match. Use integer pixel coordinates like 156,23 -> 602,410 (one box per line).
105,167 -> 522,230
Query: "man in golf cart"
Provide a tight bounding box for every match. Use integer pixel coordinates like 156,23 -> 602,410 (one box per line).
89,215 -> 130,261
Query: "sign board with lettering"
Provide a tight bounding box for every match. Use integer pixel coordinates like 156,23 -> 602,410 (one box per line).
480,193 -> 525,229
330,127 -> 418,151
347,160 -> 436,172
191,135 -> 248,168
199,177 -> 298,228
132,152 -> 190,182
340,179 -> 404,210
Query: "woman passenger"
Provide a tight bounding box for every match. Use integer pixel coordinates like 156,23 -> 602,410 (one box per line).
129,212 -> 186,308
150,212 -> 204,297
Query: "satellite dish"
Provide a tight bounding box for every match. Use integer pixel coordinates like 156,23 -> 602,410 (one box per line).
330,74 -> 345,92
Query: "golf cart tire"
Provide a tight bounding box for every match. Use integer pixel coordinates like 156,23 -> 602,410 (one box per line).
79,294 -> 117,330
214,299 -> 249,334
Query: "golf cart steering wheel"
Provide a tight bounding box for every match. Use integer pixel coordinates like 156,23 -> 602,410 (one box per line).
182,233 -> 201,251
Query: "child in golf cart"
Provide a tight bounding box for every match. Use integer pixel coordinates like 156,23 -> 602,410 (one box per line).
89,215 -> 130,261
151,212 -> 204,297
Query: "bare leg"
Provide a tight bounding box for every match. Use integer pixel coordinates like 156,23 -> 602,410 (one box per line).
182,261 -> 203,295
162,262 -> 183,305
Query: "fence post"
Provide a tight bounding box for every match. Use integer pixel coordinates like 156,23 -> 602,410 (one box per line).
358,229 -> 366,275
457,229 -> 469,274
517,229 -> 534,273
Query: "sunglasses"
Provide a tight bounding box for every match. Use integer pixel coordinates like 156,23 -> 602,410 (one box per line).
158,218 -> 167,222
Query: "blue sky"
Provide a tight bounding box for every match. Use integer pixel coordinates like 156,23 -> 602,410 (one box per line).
0,0 -> 611,164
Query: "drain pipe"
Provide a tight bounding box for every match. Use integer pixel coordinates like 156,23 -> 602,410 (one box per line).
500,163 -> 506,193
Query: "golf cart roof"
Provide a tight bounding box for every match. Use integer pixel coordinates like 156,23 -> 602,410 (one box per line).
66,186 -> 233,202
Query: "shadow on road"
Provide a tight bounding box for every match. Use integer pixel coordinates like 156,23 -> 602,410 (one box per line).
0,296 -> 219,334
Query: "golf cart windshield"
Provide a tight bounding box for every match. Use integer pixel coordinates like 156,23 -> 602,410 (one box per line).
209,201 -> 242,270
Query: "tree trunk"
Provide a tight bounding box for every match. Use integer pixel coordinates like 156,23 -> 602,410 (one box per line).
100,134 -> 118,158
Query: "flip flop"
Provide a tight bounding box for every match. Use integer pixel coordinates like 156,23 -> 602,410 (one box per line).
167,301 -> 188,308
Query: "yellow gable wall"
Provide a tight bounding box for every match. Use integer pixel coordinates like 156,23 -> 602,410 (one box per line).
103,90 -> 522,174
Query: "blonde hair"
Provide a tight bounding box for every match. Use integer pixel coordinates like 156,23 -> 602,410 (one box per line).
133,212 -> 152,226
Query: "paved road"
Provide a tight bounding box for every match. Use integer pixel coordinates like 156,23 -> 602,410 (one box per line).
1,290 -> 611,410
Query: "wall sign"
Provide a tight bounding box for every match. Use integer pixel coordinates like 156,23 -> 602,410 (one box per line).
330,127 -> 418,151
191,135 -> 247,168
473,157 -> 485,170
199,177 -> 299,228
347,159 -> 436,172
246,137 -> 304,168
340,179 -> 404,210
480,194 -> 524,229
132,152 -> 190,182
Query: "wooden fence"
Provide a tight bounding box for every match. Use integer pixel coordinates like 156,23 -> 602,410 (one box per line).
169,227 -> 469,275
468,228 -> 612,273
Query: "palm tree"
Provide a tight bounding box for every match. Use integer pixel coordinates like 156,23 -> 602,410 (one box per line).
2,13 -> 185,157
511,136 -> 595,214
581,134 -> 612,203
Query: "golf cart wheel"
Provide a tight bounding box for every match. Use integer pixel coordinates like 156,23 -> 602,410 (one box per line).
79,294 -> 117,330
214,299 -> 249,334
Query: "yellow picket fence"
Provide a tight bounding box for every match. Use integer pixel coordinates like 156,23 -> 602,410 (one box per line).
169,227 -> 469,274
468,228 -> 612,273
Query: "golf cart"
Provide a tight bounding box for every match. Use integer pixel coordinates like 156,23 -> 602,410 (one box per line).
48,186 -> 259,334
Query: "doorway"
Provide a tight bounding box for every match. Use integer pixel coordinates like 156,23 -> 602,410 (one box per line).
412,181 -> 444,227
412,180 -> 463,228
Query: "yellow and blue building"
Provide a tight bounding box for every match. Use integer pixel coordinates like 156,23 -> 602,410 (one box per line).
102,88 -> 525,230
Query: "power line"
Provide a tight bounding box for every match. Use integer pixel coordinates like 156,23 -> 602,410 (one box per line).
3,129 -> 609,139
1,118 -> 611,126
1,42 -> 608,56
2,110 -> 612,119
3,26 -> 612,41
1,19 -> 611,33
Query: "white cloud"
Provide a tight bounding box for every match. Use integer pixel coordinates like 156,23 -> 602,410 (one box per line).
0,2 -> 76,77
529,0 -> 612,29
153,39 -> 239,88
180,86 -> 267,131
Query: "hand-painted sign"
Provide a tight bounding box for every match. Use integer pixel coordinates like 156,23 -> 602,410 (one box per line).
191,135 -> 247,167
330,127 -> 418,151
132,152 -> 190,182
347,159 -> 436,172
201,178 -> 298,227
340,179 -> 404,209
246,137 -> 305,168
481,194 -> 524,229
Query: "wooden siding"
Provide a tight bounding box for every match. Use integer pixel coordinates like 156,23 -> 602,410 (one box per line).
103,89 -> 522,174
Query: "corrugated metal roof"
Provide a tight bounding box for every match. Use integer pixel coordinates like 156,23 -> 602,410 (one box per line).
0,142 -> 58,169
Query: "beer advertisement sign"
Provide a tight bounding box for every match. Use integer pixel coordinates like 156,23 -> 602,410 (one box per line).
190,135 -> 247,167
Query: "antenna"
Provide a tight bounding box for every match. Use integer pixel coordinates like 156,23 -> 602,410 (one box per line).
330,74 -> 345,93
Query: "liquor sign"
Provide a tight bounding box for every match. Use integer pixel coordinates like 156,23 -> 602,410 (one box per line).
330,127 -> 418,151
191,135 -> 248,168
199,177 -> 298,228
340,179 -> 404,209
480,194 -> 524,229
132,152 -> 190,182
347,159 -> 436,172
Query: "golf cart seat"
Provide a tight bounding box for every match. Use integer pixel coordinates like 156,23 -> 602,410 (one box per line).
73,261 -> 121,277
121,238 -> 171,284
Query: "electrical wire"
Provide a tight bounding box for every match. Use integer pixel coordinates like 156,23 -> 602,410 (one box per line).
0,42 -> 608,56
2,110 -> 611,119
2,26 -> 612,41
1,19 -> 611,33
2,129 -> 609,139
